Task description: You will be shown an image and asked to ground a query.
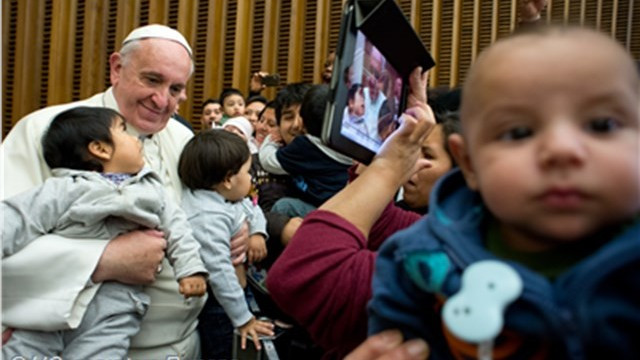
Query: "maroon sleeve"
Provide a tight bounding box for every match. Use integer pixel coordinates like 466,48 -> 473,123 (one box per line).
266,207 -> 420,356
368,202 -> 422,251
266,210 -> 375,356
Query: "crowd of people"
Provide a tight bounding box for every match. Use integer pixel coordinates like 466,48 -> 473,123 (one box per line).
2,0 -> 639,359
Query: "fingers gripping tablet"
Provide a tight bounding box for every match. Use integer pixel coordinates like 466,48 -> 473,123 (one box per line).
322,0 -> 435,164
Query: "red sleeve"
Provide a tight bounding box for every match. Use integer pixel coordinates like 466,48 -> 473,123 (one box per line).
265,173 -> 421,356
368,202 -> 422,250
266,210 -> 375,356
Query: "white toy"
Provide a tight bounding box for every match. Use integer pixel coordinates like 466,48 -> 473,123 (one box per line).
442,260 -> 523,360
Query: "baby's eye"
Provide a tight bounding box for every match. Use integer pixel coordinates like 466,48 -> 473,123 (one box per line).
499,126 -> 532,141
586,117 -> 620,133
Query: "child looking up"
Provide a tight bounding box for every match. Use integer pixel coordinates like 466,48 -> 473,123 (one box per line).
179,130 -> 274,357
369,26 -> 640,359
1,106 -> 208,358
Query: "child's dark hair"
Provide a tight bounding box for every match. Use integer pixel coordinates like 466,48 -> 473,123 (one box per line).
437,111 -> 462,166
347,83 -> 363,103
201,98 -> 220,112
428,87 -> 461,115
178,129 -> 250,190
42,106 -> 122,172
299,84 -> 330,138
219,88 -> 245,106
274,83 -> 311,125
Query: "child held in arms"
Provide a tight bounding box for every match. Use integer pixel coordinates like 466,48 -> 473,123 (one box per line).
2,106 -> 207,358
369,26 -> 640,359
179,130 -> 274,358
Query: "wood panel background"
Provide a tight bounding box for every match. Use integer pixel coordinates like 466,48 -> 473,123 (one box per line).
2,0 -> 639,136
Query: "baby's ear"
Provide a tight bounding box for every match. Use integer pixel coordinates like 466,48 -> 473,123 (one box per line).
448,134 -> 479,190
222,174 -> 234,190
87,140 -> 113,161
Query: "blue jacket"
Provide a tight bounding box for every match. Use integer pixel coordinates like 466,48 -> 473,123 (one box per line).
276,135 -> 351,206
369,169 -> 640,359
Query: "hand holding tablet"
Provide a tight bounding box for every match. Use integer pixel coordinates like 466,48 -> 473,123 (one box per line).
322,0 -> 435,164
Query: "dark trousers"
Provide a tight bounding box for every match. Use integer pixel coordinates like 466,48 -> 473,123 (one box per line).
198,288 -> 256,360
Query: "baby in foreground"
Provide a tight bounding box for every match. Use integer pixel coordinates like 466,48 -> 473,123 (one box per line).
369,26 -> 640,359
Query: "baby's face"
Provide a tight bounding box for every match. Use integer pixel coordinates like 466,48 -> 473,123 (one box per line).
350,91 -> 365,117
225,156 -> 253,202
457,31 -> 640,250
224,124 -> 248,142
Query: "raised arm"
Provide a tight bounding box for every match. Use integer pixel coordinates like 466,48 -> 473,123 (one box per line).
267,67 -> 434,356
320,67 -> 434,238
258,134 -> 288,175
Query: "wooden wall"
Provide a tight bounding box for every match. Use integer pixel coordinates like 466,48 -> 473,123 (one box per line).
3,0 -> 638,136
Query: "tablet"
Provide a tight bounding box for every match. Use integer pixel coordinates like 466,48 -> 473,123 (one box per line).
322,0 -> 435,164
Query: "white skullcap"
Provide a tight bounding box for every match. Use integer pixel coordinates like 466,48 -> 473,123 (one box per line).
122,24 -> 192,57
223,117 -> 253,141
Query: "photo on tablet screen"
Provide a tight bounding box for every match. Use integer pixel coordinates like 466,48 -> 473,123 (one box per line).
339,30 -> 404,153
321,0 -> 435,164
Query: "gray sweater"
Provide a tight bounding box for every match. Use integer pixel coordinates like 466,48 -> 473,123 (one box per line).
181,189 -> 267,327
2,167 -> 207,281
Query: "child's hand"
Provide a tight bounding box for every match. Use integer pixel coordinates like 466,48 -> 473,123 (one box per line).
248,234 -> 267,263
178,275 -> 207,298
269,127 -> 284,145
238,316 -> 275,350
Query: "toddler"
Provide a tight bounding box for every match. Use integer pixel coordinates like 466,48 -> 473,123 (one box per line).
220,88 -> 246,124
179,130 -> 274,357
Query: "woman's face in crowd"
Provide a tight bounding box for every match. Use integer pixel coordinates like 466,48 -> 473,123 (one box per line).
245,101 -> 266,130
402,125 -> 453,209
255,107 -> 277,142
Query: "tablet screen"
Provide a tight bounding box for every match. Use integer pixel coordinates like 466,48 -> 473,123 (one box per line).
339,30 -> 404,153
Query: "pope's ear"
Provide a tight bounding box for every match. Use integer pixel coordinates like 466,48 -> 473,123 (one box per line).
87,140 -> 113,161
109,52 -> 123,86
448,134 -> 478,190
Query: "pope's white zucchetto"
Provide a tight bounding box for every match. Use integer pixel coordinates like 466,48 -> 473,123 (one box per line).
122,24 -> 192,58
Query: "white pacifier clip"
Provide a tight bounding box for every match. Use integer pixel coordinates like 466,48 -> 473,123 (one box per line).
442,260 -> 523,360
